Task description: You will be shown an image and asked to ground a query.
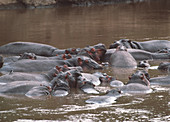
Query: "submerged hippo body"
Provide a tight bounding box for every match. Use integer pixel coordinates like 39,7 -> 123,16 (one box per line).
85,89 -> 122,104
0,80 -> 49,94
0,67 -> 59,83
158,62 -> 170,71
103,49 -> 170,62
0,56 -> 103,72
109,39 -> 170,53
149,76 -> 170,86
0,42 -> 58,56
119,70 -> 152,94
109,48 -> 137,68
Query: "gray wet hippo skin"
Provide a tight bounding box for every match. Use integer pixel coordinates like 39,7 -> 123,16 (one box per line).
158,62 -> 170,71
0,56 -> 103,72
149,76 -> 170,86
109,46 -> 137,68
78,43 -> 106,62
0,67 -> 60,83
0,42 -> 78,56
118,70 -> 152,94
103,48 -> 170,61
85,88 -> 121,104
109,39 -> 170,52
137,60 -> 150,68
3,53 -> 73,65
0,80 -> 49,94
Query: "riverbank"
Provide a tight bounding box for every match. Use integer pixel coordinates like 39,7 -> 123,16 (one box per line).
0,0 -> 148,9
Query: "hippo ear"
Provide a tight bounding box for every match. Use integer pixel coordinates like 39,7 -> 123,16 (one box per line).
77,58 -> 83,65
62,54 -> 66,60
127,40 -> 131,43
90,48 -> 95,52
65,50 -> 69,54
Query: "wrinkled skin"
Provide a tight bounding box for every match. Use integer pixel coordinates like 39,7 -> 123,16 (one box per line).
109,47 -> 137,68
0,56 -> 102,72
109,39 -> 170,53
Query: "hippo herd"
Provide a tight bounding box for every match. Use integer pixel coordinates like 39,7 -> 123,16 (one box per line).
0,39 -> 170,104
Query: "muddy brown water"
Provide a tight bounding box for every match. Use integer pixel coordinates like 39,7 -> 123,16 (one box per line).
0,0 -> 170,121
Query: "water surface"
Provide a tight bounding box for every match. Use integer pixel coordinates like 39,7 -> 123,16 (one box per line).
0,0 -> 170,121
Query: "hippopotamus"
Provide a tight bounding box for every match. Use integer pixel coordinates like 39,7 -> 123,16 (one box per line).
109,46 -> 137,68
149,76 -> 170,86
0,42 -> 78,56
137,60 -> 150,68
158,62 -> 170,71
77,43 -> 106,62
0,67 -> 59,83
0,56 -> 103,72
0,55 -> 3,68
109,39 -> 170,52
0,80 -> 49,94
118,70 -> 152,94
103,48 -> 170,62
85,88 -> 122,104
3,52 -> 73,65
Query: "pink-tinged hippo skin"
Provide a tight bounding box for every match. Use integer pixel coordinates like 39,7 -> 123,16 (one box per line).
109,48 -> 137,68
109,39 -> 170,53
0,56 -> 103,72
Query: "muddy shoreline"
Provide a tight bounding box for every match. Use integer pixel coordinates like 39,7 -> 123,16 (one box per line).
0,0 -> 148,9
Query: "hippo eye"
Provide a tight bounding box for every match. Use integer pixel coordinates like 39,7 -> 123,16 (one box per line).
90,48 -> 95,52
72,48 -> 76,52
65,50 -> 69,54
85,59 -> 89,63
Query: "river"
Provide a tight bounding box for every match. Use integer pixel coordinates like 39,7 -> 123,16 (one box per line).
0,0 -> 170,121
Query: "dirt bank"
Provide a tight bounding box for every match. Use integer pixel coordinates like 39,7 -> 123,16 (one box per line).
0,0 -> 148,9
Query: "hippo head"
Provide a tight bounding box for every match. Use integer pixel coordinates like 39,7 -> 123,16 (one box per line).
106,88 -> 121,96
51,77 -> 70,93
77,77 -> 99,94
127,70 -> 150,86
137,60 -> 150,68
109,39 -> 133,49
158,62 -> 170,71
157,48 -> 170,53
65,48 -> 79,55
0,55 -> 4,68
62,54 -> 72,60
18,52 -> 37,60
75,56 -> 103,70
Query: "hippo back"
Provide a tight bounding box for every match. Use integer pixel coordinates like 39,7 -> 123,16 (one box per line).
109,50 -> 137,68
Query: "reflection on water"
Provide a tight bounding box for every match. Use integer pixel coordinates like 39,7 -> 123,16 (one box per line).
0,0 -> 170,121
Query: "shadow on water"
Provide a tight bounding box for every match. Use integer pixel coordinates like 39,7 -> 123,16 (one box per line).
0,0 -> 170,121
